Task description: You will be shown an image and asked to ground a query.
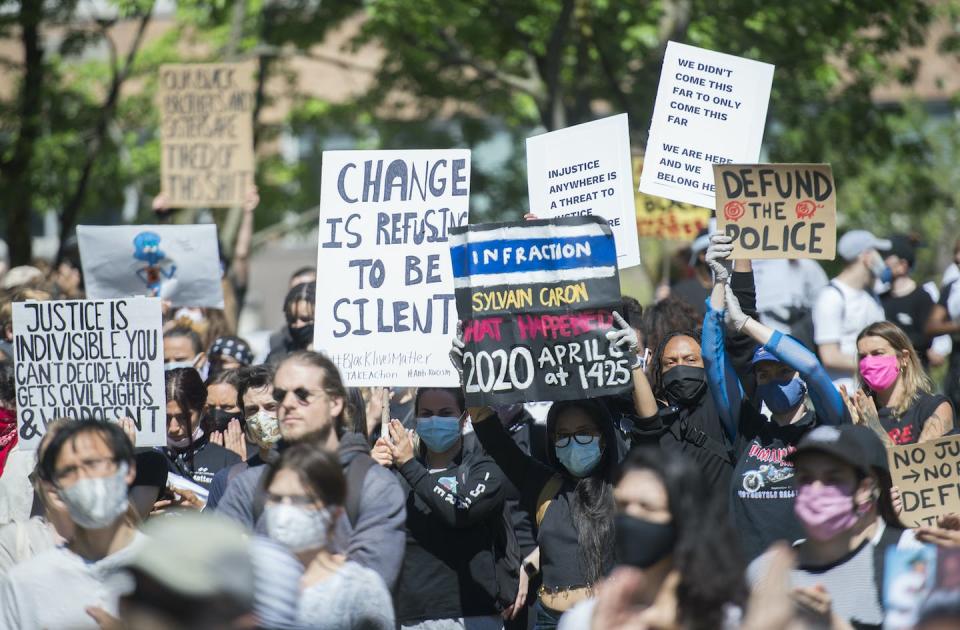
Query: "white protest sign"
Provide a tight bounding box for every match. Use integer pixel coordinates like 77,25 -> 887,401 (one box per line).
12,297 -> 166,450
639,42 -> 774,208
315,150 -> 469,387
526,114 -> 641,268
77,224 -> 224,308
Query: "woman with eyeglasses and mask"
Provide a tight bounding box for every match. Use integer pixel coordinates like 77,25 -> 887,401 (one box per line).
266,282 -> 316,365
699,234 -> 848,560
159,368 -> 240,493
371,387 -> 514,629
263,443 -> 394,629
559,447 -> 746,630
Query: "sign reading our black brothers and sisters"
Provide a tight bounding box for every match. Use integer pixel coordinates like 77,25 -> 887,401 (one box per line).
12,297 -> 166,449
314,149 -> 469,387
449,216 -> 633,406
714,164 -> 837,260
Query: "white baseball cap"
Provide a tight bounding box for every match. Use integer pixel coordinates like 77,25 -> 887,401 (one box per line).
837,230 -> 891,262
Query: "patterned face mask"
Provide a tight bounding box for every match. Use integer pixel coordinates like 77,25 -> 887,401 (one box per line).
247,410 -> 281,448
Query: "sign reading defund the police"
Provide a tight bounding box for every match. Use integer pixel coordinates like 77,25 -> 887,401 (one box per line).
449,216 -> 633,406
315,149 -> 469,387
888,435 -> 960,527
714,164 -> 837,260
12,297 -> 166,450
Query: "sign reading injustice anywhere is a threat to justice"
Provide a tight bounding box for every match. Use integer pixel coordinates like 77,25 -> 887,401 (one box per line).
714,164 -> 837,260
12,297 -> 166,450
314,149 -> 469,387
448,216 -> 633,406
888,435 -> 960,527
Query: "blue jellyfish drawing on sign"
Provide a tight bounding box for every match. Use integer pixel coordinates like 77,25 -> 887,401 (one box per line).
133,231 -> 177,296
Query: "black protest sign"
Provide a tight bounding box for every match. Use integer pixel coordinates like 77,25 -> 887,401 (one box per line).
448,216 -> 633,406
713,163 -> 837,259
12,298 -> 166,449
888,435 -> 960,527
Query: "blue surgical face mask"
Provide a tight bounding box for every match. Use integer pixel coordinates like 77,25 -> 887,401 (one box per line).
756,377 -> 807,414
555,437 -> 602,477
416,416 -> 462,453
879,266 -> 893,284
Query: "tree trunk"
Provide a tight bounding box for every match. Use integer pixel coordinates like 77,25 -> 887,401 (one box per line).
2,0 -> 44,266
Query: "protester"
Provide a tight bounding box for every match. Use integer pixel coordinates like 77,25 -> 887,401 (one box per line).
215,351 -> 406,589
559,447 -> 746,630
925,270 -> 960,413
162,325 -> 207,374
0,419 -> 143,629
207,334 -> 255,379
701,234 -> 848,560
372,387 -> 512,628
879,235 -> 934,363
266,281 -> 317,364
263,444 -> 394,629
812,230 -> 889,388
850,321 -> 953,444
639,297 -> 702,372
204,368 -> 252,460
160,367 -> 241,492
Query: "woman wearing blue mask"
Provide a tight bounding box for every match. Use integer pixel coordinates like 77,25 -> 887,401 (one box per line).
371,387 -> 514,629
701,232 -> 848,561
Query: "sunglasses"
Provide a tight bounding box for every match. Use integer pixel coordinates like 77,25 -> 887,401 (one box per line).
271,387 -> 325,406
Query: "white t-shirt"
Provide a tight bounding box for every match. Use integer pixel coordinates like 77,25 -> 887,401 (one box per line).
812,279 -> 885,387
754,259 -> 829,314
0,532 -> 145,630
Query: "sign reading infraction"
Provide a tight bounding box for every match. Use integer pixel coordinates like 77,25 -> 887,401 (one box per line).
714,164 -> 837,260
159,62 -> 255,207
12,297 -> 166,450
448,216 -> 633,406
888,435 -> 960,527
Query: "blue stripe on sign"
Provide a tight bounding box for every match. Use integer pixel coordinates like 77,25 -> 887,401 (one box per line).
449,234 -> 616,279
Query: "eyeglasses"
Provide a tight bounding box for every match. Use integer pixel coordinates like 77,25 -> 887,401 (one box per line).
53,457 -> 119,486
555,433 -> 599,448
265,492 -> 317,506
272,387 -> 326,406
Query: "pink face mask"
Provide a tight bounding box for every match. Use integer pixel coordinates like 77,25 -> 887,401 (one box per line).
794,483 -> 866,541
859,354 -> 900,391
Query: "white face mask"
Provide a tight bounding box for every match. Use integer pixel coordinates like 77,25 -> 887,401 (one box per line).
167,424 -> 204,450
57,462 -> 130,530
247,410 -> 281,449
265,503 -> 332,552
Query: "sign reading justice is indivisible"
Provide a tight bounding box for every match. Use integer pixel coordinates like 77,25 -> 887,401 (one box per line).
713,163 -> 837,260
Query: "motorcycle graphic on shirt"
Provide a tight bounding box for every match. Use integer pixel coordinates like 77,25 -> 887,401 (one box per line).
741,464 -> 794,493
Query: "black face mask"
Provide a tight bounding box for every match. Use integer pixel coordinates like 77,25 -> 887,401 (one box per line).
614,513 -> 677,569
662,365 -> 707,407
206,408 -> 243,433
289,323 -> 314,349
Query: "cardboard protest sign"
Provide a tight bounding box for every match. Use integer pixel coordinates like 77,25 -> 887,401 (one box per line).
633,156 -> 711,240
12,297 -> 166,449
158,62 -> 255,208
77,224 -> 225,308
526,114 -> 641,268
888,435 -> 960,527
315,149 -> 470,387
448,216 -> 633,406
714,164 -> 836,260
639,42 -> 774,208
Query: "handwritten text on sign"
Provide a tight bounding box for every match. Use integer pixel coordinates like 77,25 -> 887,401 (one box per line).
12,298 -> 166,450
714,164 -> 837,260
159,63 -> 255,208
315,150 -> 469,387
449,216 -> 633,406
888,435 -> 960,527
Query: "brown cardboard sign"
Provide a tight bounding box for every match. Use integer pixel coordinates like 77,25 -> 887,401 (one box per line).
888,435 -> 960,527
158,62 -> 255,208
713,164 -> 836,259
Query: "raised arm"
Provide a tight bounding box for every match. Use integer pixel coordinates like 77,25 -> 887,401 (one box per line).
397,454 -> 505,528
230,186 -> 259,290
606,311 -> 657,419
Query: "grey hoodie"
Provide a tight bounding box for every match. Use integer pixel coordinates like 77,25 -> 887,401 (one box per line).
214,432 -> 406,589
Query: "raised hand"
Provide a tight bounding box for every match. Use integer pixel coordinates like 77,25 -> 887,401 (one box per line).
705,231 -> 734,284
723,284 -> 751,333
449,321 -> 466,378
223,418 -> 247,460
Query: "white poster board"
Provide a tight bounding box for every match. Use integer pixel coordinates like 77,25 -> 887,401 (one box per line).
639,42 -> 774,208
77,224 -> 224,308
526,114 -> 641,268
315,150 -> 470,387
12,297 -> 166,449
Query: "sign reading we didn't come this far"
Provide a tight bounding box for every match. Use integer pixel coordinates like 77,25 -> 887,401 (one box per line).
714,163 -> 836,260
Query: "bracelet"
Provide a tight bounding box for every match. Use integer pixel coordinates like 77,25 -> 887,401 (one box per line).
523,561 -> 539,577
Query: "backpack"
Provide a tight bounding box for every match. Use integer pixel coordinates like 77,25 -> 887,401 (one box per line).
778,282 -> 845,357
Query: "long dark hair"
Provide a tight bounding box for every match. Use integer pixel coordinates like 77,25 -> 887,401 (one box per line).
165,367 -> 207,464
616,448 -> 746,629
641,297 -> 701,362
650,329 -> 702,401
546,400 -> 617,586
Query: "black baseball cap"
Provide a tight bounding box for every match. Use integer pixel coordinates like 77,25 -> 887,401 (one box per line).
787,425 -> 872,476
887,234 -> 916,268
847,425 -> 889,474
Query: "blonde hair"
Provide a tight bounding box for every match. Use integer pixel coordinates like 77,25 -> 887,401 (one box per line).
856,321 -> 931,415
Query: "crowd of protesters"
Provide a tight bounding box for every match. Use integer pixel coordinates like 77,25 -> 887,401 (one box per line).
3,216 -> 960,630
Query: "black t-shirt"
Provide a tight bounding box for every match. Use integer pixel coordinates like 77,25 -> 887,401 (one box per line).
730,407 -> 815,561
878,391 -> 952,445
881,287 -> 933,354
158,437 -> 242,489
